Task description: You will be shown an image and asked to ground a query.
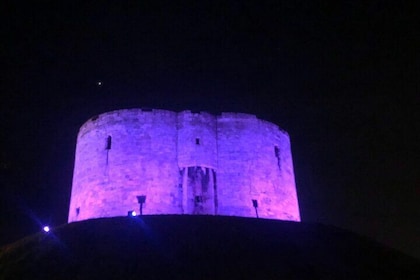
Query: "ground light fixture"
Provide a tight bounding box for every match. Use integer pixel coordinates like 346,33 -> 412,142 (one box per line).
136,195 -> 146,215
42,226 -> 50,233
252,199 -> 259,218
128,211 -> 137,217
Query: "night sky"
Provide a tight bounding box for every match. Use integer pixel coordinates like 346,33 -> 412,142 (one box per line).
1,1 -> 418,258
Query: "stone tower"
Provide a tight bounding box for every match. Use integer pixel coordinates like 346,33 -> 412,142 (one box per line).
68,109 -> 300,222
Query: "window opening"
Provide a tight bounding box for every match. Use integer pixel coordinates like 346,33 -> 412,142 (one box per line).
195,195 -> 203,204
105,136 -> 112,165
274,146 -> 281,171
106,136 -> 112,150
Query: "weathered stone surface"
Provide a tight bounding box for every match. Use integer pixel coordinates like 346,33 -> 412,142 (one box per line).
68,109 -> 300,222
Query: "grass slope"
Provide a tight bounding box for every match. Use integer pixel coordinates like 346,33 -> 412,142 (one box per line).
1,215 -> 419,279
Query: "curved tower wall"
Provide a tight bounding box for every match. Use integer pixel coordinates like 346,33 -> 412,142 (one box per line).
217,113 -> 299,220
69,109 -> 180,222
68,109 -> 300,222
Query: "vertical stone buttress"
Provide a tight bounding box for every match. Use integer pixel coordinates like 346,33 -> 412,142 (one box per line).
177,111 -> 218,215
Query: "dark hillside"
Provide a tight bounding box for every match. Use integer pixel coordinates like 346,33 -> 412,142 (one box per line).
1,215 -> 419,279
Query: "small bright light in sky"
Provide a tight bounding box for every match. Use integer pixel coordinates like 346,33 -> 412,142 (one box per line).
97,81 -> 102,86
43,226 -> 50,232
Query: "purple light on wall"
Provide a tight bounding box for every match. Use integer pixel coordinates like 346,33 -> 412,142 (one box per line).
68,109 -> 300,223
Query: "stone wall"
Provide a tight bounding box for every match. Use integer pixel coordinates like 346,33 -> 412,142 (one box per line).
68,109 -> 300,222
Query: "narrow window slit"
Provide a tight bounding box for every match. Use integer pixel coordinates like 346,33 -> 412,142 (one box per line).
274,146 -> 281,171
106,136 -> 112,150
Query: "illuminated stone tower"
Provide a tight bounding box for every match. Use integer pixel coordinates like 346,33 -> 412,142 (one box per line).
68,109 -> 300,222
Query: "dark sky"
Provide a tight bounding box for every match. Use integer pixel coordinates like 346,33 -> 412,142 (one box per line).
1,1 -> 418,258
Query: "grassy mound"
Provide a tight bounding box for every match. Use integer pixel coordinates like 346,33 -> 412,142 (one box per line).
1,215 -> 419,279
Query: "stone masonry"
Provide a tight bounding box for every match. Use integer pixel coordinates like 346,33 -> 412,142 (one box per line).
68,109 -> 300,222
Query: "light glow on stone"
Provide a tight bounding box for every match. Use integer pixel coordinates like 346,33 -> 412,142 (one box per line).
68,109 -> 300,223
